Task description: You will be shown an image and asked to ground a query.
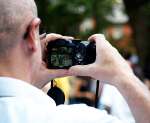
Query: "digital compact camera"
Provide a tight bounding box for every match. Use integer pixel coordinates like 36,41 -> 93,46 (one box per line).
45,39 -> 96,69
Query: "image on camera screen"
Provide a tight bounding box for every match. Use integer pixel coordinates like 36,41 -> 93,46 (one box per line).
50,47 -> 73,68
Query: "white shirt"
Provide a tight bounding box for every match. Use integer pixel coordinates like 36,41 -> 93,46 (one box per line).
99,84 -> 135,123
0,77 -> 124,123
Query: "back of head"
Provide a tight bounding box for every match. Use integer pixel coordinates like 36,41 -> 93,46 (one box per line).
0,0 -> 37,57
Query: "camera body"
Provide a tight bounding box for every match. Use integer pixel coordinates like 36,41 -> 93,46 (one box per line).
45,39 -> 96,69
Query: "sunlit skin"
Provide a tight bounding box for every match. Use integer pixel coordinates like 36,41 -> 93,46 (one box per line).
0,0 -> 150,123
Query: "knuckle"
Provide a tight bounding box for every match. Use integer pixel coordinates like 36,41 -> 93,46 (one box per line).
47,33 -> 62,37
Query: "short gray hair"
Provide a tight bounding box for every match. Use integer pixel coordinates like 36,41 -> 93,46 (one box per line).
0,0 -> 37,56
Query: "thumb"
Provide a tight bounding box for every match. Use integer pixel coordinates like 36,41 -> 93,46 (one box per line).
69,64 -> 92,76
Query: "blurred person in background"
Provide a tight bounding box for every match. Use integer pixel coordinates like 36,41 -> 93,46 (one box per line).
69,76 -> 95,106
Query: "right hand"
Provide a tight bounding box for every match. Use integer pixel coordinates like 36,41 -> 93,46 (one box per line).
32,33 -> 73,88
69,34 -> 134,85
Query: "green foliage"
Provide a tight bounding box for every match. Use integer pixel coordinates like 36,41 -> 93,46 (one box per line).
35,0 -> 114,38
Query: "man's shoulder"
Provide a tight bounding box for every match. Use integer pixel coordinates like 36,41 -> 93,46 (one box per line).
0,96 -> 54,123
0,96 -> 28,123
53,104 -> 124,123
0,97 -> 124,123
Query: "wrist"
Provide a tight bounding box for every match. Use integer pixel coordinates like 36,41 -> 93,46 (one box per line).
112,69 -> 135,88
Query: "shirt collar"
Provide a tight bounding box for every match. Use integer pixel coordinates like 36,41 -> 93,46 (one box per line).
0,77 -> 56,106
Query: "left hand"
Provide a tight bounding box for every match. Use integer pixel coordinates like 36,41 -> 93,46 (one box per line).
33,33 -> 74,88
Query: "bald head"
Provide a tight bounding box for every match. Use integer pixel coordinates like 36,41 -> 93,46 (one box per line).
0,0 -> 37,56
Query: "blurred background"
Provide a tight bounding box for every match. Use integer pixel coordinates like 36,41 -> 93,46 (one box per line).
35,0 -> 150,80
39,0 -> 150,122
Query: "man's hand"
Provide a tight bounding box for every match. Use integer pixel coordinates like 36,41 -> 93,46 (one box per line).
33,33 -> 73,88
69,34 -> 133,85
33,34 -> 150,123
70,34 -> 150,123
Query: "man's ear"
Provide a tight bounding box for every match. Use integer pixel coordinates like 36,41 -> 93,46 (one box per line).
27,18 -> 41,52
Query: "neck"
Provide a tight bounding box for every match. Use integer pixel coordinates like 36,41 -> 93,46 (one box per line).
0,55 -> 32,84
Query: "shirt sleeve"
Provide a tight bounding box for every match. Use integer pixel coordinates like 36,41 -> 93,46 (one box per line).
50,104 -> 125,123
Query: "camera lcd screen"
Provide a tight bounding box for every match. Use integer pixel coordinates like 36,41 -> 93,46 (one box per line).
50,47 -> 73,68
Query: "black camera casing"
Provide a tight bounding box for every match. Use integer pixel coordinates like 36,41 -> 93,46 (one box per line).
45,39 -> 96,69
